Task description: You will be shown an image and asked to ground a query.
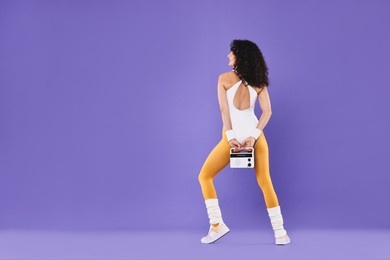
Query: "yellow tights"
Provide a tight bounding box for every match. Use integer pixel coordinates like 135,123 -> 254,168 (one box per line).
198,127 -> 279,227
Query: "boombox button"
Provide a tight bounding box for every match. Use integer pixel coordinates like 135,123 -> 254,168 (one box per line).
248,158 -> 251,161
248,163 -> 252,167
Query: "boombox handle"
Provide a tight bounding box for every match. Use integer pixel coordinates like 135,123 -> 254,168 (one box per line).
230,147 -> 254,153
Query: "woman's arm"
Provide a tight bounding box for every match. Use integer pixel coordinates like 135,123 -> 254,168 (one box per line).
217,75 -> 233,131
255,87 -> 272,130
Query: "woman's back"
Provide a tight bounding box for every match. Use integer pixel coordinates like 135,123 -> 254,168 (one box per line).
224,72 -> 259,144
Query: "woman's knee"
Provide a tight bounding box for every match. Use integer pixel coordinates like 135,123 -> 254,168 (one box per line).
255,174 -> 272,190
198,171 -> 213,184
257,179 -> 268,190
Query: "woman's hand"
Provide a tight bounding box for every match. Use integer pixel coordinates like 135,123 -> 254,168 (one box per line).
228,139 -> 242,153
241,136 -> 256,150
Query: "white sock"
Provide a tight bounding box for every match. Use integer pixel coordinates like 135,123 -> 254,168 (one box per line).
267,205 -> 287,238
205,198 -> 224,225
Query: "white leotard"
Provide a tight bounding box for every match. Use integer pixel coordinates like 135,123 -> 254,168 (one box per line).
226,80 -> 259,144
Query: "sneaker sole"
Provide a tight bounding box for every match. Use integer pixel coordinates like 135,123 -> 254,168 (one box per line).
201,229 -> 230,244
276,237 -> 291,245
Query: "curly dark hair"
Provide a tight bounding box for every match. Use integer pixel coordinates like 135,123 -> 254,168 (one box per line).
230,39 -> 269,90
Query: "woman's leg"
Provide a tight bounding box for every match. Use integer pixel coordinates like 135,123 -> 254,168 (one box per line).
198,128 -> 230,231
254,132 -> 290,244
198,127 -> 230,200
253,132 -> 279,208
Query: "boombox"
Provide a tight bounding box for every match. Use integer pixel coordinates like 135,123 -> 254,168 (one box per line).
230,147 -> 254,168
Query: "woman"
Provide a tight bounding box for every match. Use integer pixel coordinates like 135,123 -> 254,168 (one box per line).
198,39 -> 291,245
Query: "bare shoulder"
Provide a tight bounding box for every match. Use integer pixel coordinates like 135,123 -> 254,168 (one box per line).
218,71 -> 240,91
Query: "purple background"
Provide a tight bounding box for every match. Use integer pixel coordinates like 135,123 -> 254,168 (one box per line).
1,0 -> 389,232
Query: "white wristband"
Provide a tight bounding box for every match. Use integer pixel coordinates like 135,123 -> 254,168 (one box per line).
249,128 -> 262,140
225,129 -> 235,141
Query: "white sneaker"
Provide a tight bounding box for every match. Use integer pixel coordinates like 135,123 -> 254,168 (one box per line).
200,223 -> 230,244
275,233 -> 291,245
